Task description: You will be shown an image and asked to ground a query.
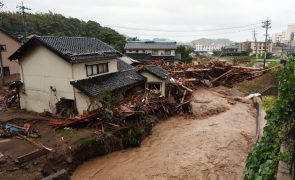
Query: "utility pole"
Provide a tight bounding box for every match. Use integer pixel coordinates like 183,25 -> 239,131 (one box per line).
262,18 -> 271,68
253,29 -> 258,58
17,2 -> 31,43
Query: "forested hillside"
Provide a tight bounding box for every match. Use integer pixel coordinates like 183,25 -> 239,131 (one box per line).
0,12 -> 126,51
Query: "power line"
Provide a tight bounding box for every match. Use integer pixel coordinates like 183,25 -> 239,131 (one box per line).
120,26 -> 261,37
106,22 -> 262,33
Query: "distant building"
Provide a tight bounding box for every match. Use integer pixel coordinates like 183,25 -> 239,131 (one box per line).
124,41 -> 179,62
0,28 -> 21,76
221,42 -> 250,56
192,38 -> 231,55
250,41 -> 273,56
272,33 -> 283,43
272,24 -> 295,44
285,24 -> 295,42
194,42 -> 223,55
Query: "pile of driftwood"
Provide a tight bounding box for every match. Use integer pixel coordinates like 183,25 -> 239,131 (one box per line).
117,84 -> 191,118
141,60 -> 281,88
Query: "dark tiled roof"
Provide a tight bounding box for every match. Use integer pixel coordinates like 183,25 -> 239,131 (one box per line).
9,36 -> 119,61
125,41 -> 177,50
126,53 -> 153,62
70,70 -> 146,97
0,27 -> 21,42
143,65 -> 170,80
117,59 -> 135,71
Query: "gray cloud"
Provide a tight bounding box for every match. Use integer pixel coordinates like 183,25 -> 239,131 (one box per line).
2,0 -> 295,42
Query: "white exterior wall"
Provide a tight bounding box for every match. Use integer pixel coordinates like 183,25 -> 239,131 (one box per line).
19,45 -> 74,113
126,49 -> 175,56
140,71 -> 165,96
72,59 -> 117,80
195,43 -> 223,52
285,25 -> 295,41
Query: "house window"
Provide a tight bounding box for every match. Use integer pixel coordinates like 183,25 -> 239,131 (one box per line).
86,63 -> 108,76
147,82 -> 161,91
152,50 -> 158,56
164,50 -> 171,55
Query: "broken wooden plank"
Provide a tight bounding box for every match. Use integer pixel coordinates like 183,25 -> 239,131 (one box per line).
181,90 -> 187,104
212,69 -> 233,83
17,148 -> 49,164
172,68 -> 210,73
179,84 -> 193,92
231,66 -> 264,71
176,101 -> 190,108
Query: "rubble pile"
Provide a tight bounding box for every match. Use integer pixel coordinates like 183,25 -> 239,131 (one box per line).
117,85 -> 191,117
140,60 -> 280,87
0,80 -> 22,111
49,60 -> 281,129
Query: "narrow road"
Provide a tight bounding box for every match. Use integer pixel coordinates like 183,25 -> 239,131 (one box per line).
72,88 -> 256,180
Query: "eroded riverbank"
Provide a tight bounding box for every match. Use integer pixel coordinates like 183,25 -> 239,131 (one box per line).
73,88 -> 256,180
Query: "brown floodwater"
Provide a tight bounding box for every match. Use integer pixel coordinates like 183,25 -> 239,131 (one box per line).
72,88 -> 256,180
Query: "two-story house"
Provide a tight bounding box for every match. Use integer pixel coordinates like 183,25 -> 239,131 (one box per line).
9,36 -> 146,115
0,28 -> 21,77
124,41 -> 180,62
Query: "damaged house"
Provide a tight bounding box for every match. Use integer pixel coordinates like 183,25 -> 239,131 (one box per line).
9,36 -> 146,115
139,65 -> 170,96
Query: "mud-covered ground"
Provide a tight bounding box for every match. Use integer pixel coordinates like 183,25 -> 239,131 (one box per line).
73,88 -> 257,180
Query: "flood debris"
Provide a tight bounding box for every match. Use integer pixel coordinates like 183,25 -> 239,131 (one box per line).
49,111 -> 100,128
0,123 -> 40,138
138,60 -> 282,87
47,60 -> 280,130
0,80 -> 22,111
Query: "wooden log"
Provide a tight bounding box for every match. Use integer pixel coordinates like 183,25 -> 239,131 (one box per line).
17,148 -> 48,164
181,90 -> 187,104
172,68 -> 210,73
231,66 -> 263,71
179,78 -> 198,82
176,101 -> 190,108
179,84 -> 193,92
212,69 -> 233,83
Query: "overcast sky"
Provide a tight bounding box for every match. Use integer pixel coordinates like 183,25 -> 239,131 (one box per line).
2,0 -> 295,42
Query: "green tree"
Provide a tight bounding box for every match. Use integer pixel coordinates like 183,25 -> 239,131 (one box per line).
126,37 -> 139,41
176,46 -> 193,63
0,11 -> 126,52
213,50 -> 222,56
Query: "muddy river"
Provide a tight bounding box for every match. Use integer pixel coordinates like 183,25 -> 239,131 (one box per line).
72,88 -> 256,180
